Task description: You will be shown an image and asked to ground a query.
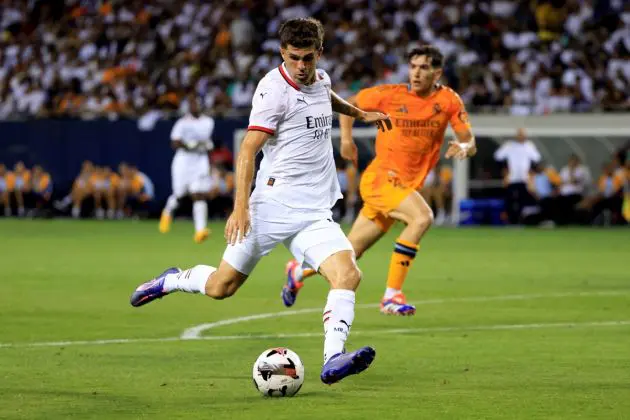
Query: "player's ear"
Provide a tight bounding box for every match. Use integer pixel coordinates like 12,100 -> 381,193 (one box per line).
317,48 -> 323,59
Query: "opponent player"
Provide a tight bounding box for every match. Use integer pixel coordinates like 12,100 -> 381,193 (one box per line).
130,18 -> 391,385
158,95 -> 215,243
281,45 -> 476,315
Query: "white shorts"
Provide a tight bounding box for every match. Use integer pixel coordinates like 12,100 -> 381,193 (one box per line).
222,200 -> 353,275
171,159 -> 212,197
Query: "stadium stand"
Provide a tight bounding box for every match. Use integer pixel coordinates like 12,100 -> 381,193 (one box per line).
0,0 -> 629,120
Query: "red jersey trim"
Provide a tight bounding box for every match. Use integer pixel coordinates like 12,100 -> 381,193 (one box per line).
247,125 -> 275,135
278,65 -> 300,91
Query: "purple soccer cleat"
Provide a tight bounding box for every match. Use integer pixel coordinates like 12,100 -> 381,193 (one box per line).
130,267 -> 181,307
320,346 -> 376,385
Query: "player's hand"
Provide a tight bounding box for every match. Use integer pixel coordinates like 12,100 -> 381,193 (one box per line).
225,205 -> 250,245
445,140 -> 475,160
340,139 -> 359,168
360,111 -> 392,132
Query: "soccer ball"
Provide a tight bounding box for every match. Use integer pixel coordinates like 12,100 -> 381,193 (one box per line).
252,347 -> 305,397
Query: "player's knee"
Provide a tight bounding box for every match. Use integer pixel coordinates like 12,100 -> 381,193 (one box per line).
206,280 -> 232,299
333,264 -> 362,290
410,207 -> 434,233
205,275 -> 240,299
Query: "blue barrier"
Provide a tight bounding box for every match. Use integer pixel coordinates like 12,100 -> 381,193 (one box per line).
0,118 -> 248,202
459,198 -> 506,226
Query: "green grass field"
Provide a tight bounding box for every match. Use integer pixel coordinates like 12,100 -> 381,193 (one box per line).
1,219 -> 629,419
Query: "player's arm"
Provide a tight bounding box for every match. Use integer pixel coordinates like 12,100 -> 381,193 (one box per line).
337,95 -> 360,167
445,128 -> 477,160
331,90 -> 391,131
225,129 -> 269,245
332,90 -> 391,167
445,93 -> 477,160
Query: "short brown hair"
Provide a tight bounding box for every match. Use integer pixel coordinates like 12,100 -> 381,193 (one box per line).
279,18 -> 324,50
408,45 -> 444,68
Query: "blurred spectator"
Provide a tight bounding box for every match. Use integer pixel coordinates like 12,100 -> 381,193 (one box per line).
422,163 -> 453,225
494,128 -> 541,224
526,161 -> 561,225
0,0 -> 628,121
557,154 -> 592,225
30,164 -> 53,216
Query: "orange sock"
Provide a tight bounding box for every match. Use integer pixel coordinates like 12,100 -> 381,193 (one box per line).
386,238 -> 419,290
302,268 -> 316,279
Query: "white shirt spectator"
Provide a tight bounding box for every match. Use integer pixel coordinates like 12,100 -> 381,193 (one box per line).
494,140 -> 541,184
559,165 -> 591,196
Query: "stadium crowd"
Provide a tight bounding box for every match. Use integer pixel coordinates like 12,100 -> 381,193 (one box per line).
1,0 -> 629,121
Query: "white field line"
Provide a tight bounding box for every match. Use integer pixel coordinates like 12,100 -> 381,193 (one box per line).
1,320 -> 629,349
180,290 -> 630,339
0,290 -> 628,349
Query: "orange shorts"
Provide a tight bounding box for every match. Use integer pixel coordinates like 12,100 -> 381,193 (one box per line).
359,169 -> 416,232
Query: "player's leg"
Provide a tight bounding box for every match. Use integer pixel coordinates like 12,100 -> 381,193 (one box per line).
159,165 -> 186,233
190,192 -> 210,244
130,259 -> 250,306
281,212 -> 385,307
190,170 -> 214,243
380,190 -> 433,315
131,203 -> 281,306
285,220 -> 375,384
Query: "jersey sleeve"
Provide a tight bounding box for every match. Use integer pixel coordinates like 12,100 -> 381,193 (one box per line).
355,85 -> 392,112
248,78 -> 286,135
170,119 -> 184,141
447,90 -> 472,133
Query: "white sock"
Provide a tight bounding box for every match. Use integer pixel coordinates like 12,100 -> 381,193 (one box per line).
95,208 -> 104,219
323,289 -> 356,363
71,206 -> 80,218
163,264 -> 216,294
193,200 -> 208,232
18,207 -> 25,216
294,263 -> 305,282
384,288 -> 400,299
106,209 -> 115,219
164,195 -> 179,216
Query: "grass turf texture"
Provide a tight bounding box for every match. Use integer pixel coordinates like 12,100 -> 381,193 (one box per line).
0,219 -> 629,419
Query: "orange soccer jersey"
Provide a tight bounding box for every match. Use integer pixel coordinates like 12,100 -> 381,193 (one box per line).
357,83 -> 470,189
355,84 -> 471,230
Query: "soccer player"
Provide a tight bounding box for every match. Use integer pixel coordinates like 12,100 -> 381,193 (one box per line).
281,45 -> 477,315
158,95 -> 215,243
130,18 -> 391,385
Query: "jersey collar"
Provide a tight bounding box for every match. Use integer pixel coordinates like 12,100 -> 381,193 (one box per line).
279,63 -> 324,91
279,63 -> 300,91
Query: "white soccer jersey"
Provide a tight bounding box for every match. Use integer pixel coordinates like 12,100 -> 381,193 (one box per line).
169,114 -> 215,197
170,114 -> 215,158
247,64 -> 341,211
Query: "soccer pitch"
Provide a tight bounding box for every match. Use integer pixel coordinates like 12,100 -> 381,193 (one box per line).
1,220 -> 629,419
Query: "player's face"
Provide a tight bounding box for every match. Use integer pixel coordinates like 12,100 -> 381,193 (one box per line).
408,55 -> 442,94
281,45 -> 322,85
